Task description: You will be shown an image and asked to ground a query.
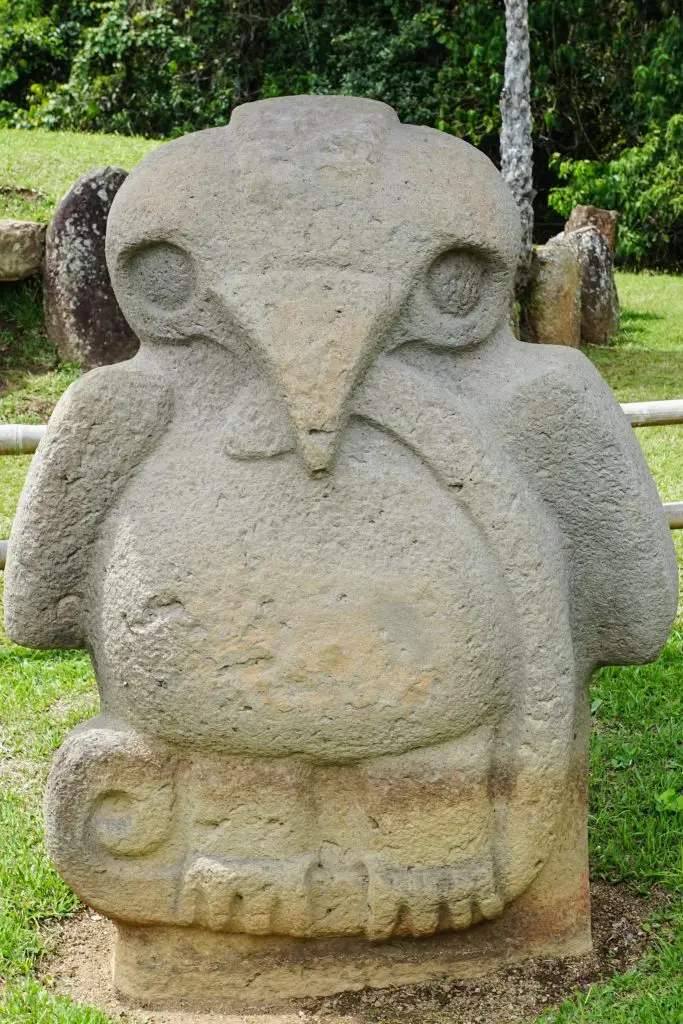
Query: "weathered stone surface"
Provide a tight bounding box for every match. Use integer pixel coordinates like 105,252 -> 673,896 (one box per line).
549,225 -> 620,345
525,243 -> 581,347
566,204 -> 619,256
0,219 -> 45,280
5,96 -> 677,1008
44,167 -> 139,368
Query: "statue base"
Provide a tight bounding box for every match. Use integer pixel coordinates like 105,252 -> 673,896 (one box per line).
113,867 -> 591,1010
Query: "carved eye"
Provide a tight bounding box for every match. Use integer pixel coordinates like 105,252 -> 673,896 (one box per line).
427,251 -> 487,317
122,241 -> 196,312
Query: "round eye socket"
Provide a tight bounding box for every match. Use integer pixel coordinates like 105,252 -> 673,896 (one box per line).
427,250 -> 487,317
122,242 -> 196,312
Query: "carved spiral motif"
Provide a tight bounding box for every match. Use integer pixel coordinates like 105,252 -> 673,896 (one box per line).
91,782 -> 175,857
46,722 -> 178,885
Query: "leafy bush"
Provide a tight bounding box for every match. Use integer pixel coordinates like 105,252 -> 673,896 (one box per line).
549,116 -> 683,271
0,0 -> 74,124
1,1 -> 681,155
2,1 -> 509,146
2,0 -> 281,138
1,0 -> 682,266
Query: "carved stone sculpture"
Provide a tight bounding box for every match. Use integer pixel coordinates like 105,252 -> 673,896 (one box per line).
5,96 -> 677,1008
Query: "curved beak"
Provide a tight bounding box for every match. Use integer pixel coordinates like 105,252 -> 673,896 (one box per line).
216,272 -> 395,474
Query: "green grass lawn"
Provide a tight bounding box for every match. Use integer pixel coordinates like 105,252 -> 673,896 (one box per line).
0,129 -> 160,221
0,267 -> 682,1022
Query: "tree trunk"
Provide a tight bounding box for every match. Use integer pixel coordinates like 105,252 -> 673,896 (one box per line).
500,0 -> 534,291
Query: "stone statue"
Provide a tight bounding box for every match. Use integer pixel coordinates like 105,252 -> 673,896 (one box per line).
5,96 -> 676,1008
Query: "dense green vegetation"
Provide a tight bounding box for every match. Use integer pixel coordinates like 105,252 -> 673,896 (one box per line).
1,0 -> 682,265
0,273 -> 683,1021
550,116 -> 683,271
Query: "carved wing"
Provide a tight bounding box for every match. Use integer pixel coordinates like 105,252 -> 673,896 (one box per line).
351,342 -> 676,916
4,364 -> 172,649
502,345 -> 678,667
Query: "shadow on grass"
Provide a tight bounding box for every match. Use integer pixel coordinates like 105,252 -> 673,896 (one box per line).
0,279 -> 81,423
618,308 -> 666,346
585,302 -> 683,400
0,278 -> 57,370
586,345 -> 683,401
621,310 -> 664,323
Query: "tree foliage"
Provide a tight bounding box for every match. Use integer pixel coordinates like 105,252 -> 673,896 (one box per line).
1,0 -> 681,266
550,115 -> 683,271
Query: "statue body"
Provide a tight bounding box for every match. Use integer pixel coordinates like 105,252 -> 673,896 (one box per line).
5,96 -> 676,1007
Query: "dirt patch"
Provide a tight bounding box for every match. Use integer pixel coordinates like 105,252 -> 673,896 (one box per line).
305,882 -> 672,1022
0,753 -> 47,799
0,185 -> 47,202
42,883 -> 670,1024
49,691 -> 98,725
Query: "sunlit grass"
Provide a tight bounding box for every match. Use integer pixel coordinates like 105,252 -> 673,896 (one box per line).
0,129 -> 160,221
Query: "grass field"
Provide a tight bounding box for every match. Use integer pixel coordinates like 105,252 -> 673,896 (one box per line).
0,129 -> 160,221
0,124 -> 682,1019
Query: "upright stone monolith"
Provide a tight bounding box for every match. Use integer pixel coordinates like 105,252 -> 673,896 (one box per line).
550,225 -> 620,344
44,167 -> 138,368
566,204 -> 619,256
5,96 -> 677,1010
525,243 -> 581,347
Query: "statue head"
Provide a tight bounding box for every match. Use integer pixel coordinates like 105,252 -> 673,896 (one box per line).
107,96 -> 520,472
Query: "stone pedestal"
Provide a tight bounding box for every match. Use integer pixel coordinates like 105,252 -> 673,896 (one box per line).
114,869 -> 590,1008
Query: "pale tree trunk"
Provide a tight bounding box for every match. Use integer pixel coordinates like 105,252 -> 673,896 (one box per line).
500,0 -> 534,291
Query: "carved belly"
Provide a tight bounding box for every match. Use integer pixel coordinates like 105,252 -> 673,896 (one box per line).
91,421 -> 522,759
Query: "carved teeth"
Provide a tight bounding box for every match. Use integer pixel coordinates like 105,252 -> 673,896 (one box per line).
364,854 -> 502,940
176,852 -> 503,939
177,854 -> 315,936
476,891 -> 505,921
